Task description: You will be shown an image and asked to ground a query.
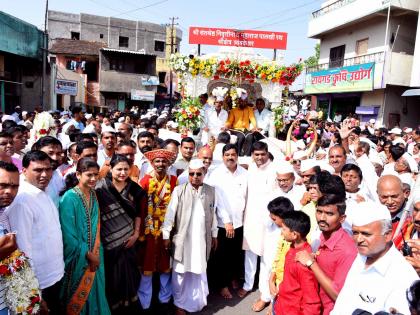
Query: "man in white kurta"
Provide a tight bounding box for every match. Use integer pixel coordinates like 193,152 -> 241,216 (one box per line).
162,160 -> 218,314
240,142 -> 277,310
331,201 -> 418,314
202,99 -> 228,145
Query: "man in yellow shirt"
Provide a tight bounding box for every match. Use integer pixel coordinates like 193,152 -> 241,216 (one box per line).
225,89 -> 259,156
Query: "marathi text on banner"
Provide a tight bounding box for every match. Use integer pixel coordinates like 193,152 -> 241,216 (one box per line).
188,26 -> 287,50
304,63 -> 375,94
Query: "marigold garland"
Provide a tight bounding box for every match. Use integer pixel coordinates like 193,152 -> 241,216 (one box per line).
170,53 -> 303,86
145,176 -> 172,238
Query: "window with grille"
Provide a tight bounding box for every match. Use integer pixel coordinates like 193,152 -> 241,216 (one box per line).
329,45 -> 345,68
119,36 -> 129,48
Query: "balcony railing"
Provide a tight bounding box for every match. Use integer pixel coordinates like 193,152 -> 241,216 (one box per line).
306,51 -> 385,73
312,0 -> 357,18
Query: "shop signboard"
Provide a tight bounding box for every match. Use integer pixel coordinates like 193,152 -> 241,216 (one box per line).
131,89 -> 155,101
141,76 -> 159,86
189,26 -> 287,50
55,79 -> 78,96
304,62 -> 374,94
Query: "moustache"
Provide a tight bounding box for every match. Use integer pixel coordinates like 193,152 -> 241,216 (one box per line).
140,146 -> 152,153
318,221 -> 329,227
415,221 -> 420,225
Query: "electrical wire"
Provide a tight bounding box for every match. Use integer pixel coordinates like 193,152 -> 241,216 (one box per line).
230,0 -> 321,28
251,8 -> 317,30
113,0 -> 169,17
86,0 -> 167,21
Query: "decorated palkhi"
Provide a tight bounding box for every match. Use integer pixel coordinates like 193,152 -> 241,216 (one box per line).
170,53 -> 303,86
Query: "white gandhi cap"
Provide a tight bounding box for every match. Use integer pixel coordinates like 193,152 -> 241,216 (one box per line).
350,201 -> 391,226
275,161 -> 294,174
189,159 -> 205,170
300,159 -> 318,173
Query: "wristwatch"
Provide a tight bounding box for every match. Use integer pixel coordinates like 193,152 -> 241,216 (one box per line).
305,259 -> 314,268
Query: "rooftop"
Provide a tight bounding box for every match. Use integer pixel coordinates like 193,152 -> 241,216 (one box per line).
50,38 -> 107,56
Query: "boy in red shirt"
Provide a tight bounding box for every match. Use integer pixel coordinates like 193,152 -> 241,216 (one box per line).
274,211 -> 321,315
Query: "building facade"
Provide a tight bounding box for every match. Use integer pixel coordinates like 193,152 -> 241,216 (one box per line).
305,0 -> 420,128
0,11 -> 44,113
47,10 -> 182,111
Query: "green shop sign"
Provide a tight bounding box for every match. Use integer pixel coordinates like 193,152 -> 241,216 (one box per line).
304,62 -> 374,94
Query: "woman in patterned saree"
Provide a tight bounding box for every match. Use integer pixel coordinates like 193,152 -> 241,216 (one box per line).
59,158 -> 111,315
95,154 -> 146,314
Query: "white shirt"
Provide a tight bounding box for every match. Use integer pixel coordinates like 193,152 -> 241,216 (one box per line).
243,161 -> 277,255
45,169 -> 65,208
173,156 -> 190,172
272,184 -> 306,211
97,148 -> 112,168
207,164 -> 247,228
162,184 -> 218,274
332,245 -> 418,315
288,104 -> 298,117
212,143 -> 225,164
355,154 -> 379,202
299,99 -> 310,110
203,108 -> 228,138
6,180 -> 64,289
333,114 -> 342,123
254,108 -> 272,135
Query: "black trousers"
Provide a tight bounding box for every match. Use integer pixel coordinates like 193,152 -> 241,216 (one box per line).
230,130 -> 264,156
42,279 -> 62,315
214,226 -> 244,289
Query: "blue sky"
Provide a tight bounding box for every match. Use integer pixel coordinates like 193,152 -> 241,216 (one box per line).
2,0 -> 322,89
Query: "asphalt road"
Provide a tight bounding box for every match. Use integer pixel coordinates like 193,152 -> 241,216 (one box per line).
194,290 -> 263,315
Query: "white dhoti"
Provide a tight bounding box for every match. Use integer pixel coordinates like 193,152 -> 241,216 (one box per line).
172,271 -> 209,312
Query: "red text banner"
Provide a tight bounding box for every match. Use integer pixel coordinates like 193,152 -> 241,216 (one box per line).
189,26 -> 288,50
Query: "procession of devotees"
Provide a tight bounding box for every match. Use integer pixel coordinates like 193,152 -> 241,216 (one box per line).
0,88 -> 420,315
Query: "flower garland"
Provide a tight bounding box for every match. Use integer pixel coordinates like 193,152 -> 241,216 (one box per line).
272,103 -> 286,130
0,250 -> 41,315
173,97 -> 203,132
170,53 -> 303,86
145,176 -> 172,238
229,86 -> 239,108
33,112 -> 56,140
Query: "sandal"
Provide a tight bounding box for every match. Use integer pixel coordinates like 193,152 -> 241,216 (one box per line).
252,299 -> 270,312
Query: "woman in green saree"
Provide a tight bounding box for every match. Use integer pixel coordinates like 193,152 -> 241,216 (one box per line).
59,158 -> 111,315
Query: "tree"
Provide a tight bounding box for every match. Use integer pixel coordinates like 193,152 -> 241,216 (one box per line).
304,43 -> 320,68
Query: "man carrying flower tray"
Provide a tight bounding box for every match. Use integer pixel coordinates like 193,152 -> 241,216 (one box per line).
0,161 -> 41,315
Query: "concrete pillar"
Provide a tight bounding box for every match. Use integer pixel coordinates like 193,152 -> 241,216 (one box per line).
411,3 -> 420,87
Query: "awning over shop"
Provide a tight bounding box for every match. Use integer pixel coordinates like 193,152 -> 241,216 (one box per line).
402,89 -> 420,97
101,48 -> 156,57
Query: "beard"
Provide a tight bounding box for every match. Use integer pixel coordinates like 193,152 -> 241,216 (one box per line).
140,146 -> 152,154
50,159 -> 59,170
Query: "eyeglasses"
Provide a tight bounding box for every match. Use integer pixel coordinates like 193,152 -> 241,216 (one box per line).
189,172 -> 203,177
276,178 -> 292,183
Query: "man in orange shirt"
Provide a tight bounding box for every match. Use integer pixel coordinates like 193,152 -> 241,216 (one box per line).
225,88 -> 259,156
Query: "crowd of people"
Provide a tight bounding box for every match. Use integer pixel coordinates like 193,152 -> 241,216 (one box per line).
0,90 -> 419,315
